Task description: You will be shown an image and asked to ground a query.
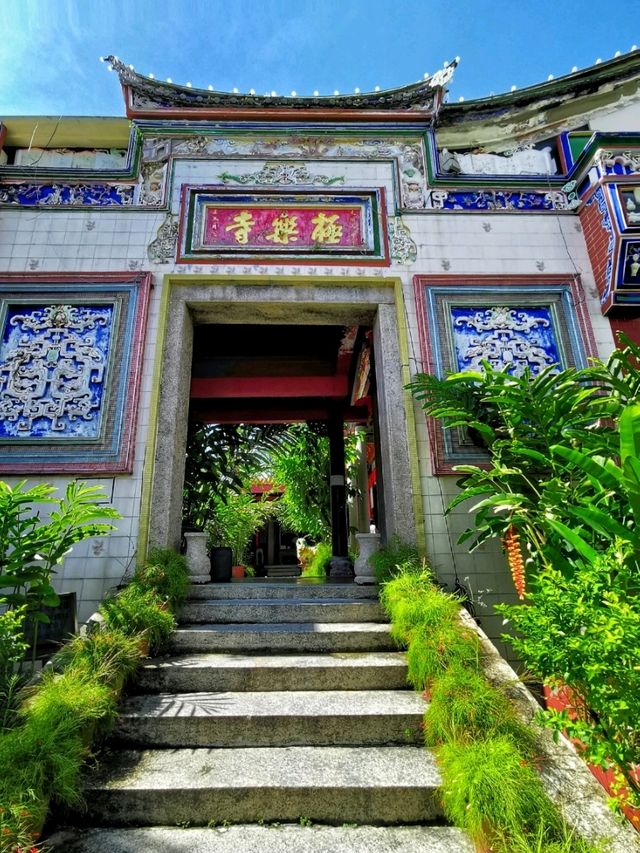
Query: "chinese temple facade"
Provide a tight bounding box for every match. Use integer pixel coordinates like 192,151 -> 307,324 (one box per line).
1,53 -> 640,650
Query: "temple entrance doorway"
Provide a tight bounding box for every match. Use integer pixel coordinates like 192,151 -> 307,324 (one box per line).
184,322 -> 378,579
145,276 -> 419,564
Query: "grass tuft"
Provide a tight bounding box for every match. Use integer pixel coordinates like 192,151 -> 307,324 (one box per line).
424,664 -> 537,754
133,547 -> 190,610
438,736 -> 562,849
22,666 -> 118,741
53,628 -> 141,690
380,569 -> 460,645
100,585 -> 176,654
405,621 -> 480,691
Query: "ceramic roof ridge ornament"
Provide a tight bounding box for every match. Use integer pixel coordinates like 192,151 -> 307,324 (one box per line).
100,55 -> 458,119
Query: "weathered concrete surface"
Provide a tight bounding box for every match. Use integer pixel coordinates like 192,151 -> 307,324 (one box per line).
170,622 -> 396,653
460,610 -> 640,853
83,745 -> 443,826
47,824 -> 475,853
114,689 -> 425,747
134,651 -> 409,693
186,582 -> 379,600
178,599 -> 384,624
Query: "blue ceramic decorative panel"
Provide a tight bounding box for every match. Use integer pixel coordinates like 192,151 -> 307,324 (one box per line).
428,190 -> 567,212
451,305 -> 560,375
0,183 -> 135,207
0,303 -> 114,439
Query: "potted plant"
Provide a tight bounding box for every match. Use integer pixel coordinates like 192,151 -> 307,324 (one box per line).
207,491 -> 272,580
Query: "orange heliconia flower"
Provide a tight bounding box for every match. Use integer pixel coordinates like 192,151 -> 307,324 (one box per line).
504,524 -> 526,600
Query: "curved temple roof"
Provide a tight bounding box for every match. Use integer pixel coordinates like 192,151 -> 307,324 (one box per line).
102,55 -> 457,121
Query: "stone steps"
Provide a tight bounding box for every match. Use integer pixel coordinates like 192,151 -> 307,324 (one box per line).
134,651 -> 409,693
114,689 -> 425,748
266,564 -> 301,578
179,598 -> 384,624
47,824 -> 474,852
170,621 -> 396,653
187,582 -> 378,600
81,745 -> 444,826
48,580 -> 470,851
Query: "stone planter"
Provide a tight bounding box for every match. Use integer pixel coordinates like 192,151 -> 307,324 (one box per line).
183,531 -> 211,584
354,532 -> 380,585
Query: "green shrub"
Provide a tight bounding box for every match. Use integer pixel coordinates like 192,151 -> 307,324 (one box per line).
302,542 -> 332,578
0,714 -> 86,830
425,665 -> 537,754
369,536 -> 420,582
99,585 -> 176,654
439,737 -> 563,851
381,569 -> 460,646
0,713 -> 86,852
406,621 -> 480,690
53,627 -> 141,691
22,666 -> 118,742
499,546 -> 640,807
0,481 -> 119,667
0,603 -> 29,732
133,547 -> 190,610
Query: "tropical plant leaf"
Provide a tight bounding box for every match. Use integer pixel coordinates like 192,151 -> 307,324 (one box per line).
550,444 -> 622,491
543,518 -> 599,563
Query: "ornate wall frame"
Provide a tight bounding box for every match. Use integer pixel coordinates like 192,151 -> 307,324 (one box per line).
0,272 -> 151,473
413,274 -> 597,474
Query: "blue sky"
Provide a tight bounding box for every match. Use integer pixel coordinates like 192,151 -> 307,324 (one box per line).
1,0 -> 639,116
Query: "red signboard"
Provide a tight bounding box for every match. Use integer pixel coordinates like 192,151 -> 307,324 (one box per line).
202,205 -> 364,250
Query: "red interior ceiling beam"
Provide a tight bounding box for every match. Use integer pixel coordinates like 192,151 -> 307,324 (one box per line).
192,405 -> 370,424
190,376 -> 349,399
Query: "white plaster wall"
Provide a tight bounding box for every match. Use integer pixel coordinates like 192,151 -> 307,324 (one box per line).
0,156 -> 615,642
589,97 -> 640,131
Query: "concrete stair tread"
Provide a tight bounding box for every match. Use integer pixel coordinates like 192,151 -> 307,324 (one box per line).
119,689 -> 426,719
176,622 -> 390,633
46,824 -> 474,852
184,597 -> 377,605
178,600 -> 384,624
140,650 -> 407,671
188,583 -> 378,600
134,651 -> 409,692
171,621 -> 397,653
86,745 -> 441,791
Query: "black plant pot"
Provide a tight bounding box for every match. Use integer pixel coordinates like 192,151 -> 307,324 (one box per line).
210,547 -> 232,582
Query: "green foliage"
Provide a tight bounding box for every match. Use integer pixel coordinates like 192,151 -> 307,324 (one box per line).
425,665 -> 537,754
408,362 -> 617,577
0,533 -> 181,850
0,714 -> 86,849
99,585 -> 176,654
380,566 -> 459,645
183,423 -> 285,530
207,490 -> 274,565
22,665 -> 118,742
409,335 -> 640,813
0,603 -> 29,732
499,545 -> 640,806
133,547 -> 190,610
301,542 -> 332,578
0,480 -> 119,661
53,628 -> 141,691
438,737 -> 572,852
271,424 -> 331,541
406,621 -> 480,690
368,536 -> 421,583
382,555 -> 595,852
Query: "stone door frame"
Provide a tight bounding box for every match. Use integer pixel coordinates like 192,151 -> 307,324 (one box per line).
138,274 -> 425,561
